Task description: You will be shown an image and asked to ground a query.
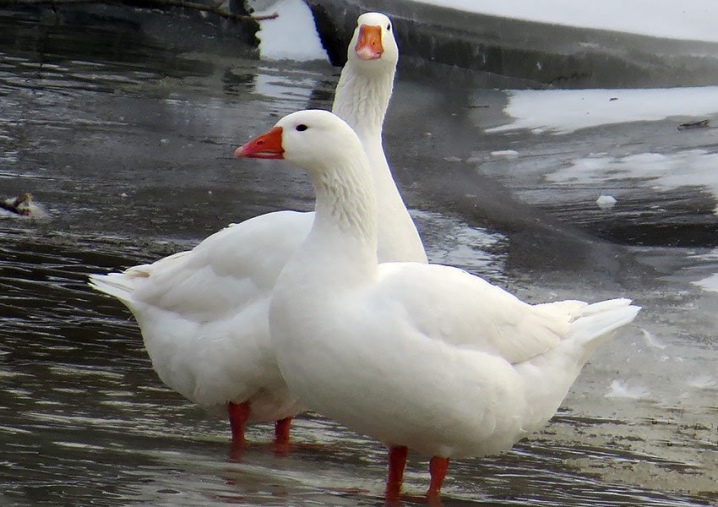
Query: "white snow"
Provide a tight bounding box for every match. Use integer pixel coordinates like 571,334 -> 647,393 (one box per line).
416,0 -> 718,43
595,195 -> 616,209
487,87 -> 718,134
251,0 -> 328,62
692,273 -> 718,293
547,150 -> 718,213
490,150 -> 519,159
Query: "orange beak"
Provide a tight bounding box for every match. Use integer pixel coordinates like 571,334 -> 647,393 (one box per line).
233,126 -> 284,159
355,25 -> 383,60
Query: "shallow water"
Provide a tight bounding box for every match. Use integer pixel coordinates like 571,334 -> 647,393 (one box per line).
0,8 -> 716,507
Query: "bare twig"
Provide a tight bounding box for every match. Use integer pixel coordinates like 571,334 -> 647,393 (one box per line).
678,119 -> 710,131
0,0 -> 279,22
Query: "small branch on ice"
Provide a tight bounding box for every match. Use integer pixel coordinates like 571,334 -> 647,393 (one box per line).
677,119 -> 710,131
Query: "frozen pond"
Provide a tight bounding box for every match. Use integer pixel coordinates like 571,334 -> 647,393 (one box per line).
1,7 -> 716,507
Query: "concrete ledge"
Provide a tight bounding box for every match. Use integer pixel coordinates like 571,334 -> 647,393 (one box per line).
306,0 -> 718,88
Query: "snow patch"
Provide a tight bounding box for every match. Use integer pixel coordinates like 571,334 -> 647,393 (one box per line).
251,0 -> 329,62
595,195 -> 616,209
490,150 -> 519,159
692,273 -> 718,293
487,87 -> 718,134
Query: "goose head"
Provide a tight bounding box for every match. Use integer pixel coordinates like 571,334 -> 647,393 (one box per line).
348,12 -> 398,71
234,110 -> 364,177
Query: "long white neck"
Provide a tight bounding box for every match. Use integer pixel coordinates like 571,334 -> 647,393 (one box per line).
333,62 -> 393,141
297,152 -> 379,283
332,62 -> 427,264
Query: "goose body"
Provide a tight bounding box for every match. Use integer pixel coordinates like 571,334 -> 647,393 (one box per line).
91,210 -> 311,423
89,12 -> 425,444
235,109 -> 640,497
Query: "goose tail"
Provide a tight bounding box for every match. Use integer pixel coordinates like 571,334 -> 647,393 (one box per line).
518,298 -> 640,434
88,272 -> 138,306
569,298 -> 640,362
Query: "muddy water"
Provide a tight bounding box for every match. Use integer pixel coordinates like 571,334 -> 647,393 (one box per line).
0,9 -> 716,507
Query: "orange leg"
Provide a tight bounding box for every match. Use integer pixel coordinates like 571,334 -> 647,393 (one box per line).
273,416 -> 293,454
385,446 -> 409,501
427,456 -> 450,499
227,401 -> 250,445
274,416 -> 292,445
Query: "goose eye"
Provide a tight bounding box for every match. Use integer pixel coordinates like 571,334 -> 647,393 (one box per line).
387,23 -> 391,31
295,124 -> 308,132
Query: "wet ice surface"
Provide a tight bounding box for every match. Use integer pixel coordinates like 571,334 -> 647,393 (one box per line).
1,11 -> 717,507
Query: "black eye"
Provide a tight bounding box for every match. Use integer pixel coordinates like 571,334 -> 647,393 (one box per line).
295,124 -> 308,132
387,23 -> 391,31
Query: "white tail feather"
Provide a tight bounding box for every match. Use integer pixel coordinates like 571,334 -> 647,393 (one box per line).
88,273 -> 138,306
570,298 -> 640,356
519,298 -> 640,433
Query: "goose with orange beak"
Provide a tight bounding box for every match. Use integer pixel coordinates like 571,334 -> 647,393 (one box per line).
236,109 -> 639,501
88,12 -> 425,449
332,12 -> 423,263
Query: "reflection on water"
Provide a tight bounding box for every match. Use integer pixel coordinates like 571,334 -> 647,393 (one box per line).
1,8 -> 716,507
412,209 -> 508,282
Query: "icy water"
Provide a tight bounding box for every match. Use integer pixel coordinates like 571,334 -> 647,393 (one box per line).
1,9 -> 717,507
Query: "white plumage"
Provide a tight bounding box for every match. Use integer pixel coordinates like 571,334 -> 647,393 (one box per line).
235,109 -> 640,498
89,12 -> 425,444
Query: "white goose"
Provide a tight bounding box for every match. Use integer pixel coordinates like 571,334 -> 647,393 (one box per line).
234,110 -> 640,499
88,12 -> 425,446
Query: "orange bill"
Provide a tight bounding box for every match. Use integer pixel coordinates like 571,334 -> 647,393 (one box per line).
234,126 -> 284,159
355,25 -> 383,60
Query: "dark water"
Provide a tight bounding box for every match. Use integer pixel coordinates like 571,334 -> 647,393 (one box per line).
1,8 -> 716,507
